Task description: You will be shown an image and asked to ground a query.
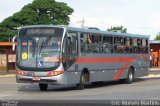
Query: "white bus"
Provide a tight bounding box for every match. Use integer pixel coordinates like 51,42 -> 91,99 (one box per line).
16,25 -> 149,91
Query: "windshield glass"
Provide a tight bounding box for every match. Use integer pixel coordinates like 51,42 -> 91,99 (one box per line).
17,27 -> 63,70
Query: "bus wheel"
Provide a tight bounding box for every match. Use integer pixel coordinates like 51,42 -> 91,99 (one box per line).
125,68 -> 134,84
39,83 -> 48,91
77,73 -> 86,90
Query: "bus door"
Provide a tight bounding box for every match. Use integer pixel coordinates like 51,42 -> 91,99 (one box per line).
62,32 -> 78,70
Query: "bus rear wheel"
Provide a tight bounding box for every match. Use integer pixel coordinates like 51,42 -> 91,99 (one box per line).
39,83 -> 48,91
119,68 -> 134,84
125,68 -> 134,84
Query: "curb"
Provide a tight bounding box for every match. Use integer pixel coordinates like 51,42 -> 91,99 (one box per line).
140,74 -> 160,79
0,74 -> 15,78
149,68 -> 160,71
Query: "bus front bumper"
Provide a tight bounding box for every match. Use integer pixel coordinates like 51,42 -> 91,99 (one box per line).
16,73 -> 67,85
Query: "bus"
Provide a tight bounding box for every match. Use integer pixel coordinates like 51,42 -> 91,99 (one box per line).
16,25 -> 149,91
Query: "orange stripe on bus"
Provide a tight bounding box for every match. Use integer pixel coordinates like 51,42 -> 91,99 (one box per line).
113,54 -> 149,80
76,57 -> 134,64
113,63 -> 131,80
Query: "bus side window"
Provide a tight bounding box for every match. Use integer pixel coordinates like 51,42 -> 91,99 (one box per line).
82,33 -> 98,53
80,33 -> 91,53
103,36 -> 113,53
91,34 -> 102,53
80,34 -> 85,52
145,39 -> 149,53
133,38 -> 141,54
133,38 -> 137,53
124,38 -> 132,53
86,34 -> 94,53
137,39 -> 141,53
114,37 -> 124,53
141,39 -> 148,54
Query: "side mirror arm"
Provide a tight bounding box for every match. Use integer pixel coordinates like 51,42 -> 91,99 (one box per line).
12,35 -> 17,51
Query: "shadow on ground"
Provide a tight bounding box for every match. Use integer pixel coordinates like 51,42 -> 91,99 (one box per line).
18,78 -> 146,92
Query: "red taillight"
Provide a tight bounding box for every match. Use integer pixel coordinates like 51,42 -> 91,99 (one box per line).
47,70 -> 64,77
16,70 -> 28,76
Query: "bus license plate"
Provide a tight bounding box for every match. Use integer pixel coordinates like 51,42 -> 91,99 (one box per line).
32,77 -> 41,81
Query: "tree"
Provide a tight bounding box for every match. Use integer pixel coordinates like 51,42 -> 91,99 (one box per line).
107,25 -> 127,33
0,0 -> 73,41
154,32 -> 160,40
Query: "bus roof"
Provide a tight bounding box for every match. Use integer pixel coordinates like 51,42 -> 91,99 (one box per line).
20,25 -> 150,39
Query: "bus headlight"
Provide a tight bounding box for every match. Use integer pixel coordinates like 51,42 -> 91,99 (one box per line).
16,70 -> 28,76
46,70 -> 64,77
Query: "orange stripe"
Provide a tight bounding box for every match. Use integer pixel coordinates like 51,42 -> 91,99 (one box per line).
113,54 -> 149,80
113,63 -> 130,80
76,57 -> 134,64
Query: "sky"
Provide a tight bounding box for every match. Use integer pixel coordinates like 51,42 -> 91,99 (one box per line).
0,0 -> 160,40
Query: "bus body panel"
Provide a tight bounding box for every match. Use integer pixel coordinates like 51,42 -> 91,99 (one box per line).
66,71 -> 81,84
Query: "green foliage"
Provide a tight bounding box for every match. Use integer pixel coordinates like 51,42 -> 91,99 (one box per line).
154,32 -> 160,40
107,25 -> 127,33
0,0 -> 73,41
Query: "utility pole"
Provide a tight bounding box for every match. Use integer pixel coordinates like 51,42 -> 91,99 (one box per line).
77,18 -> 85,28
81,18 -> 84,28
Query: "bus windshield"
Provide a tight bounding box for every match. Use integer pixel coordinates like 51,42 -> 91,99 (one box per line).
17,27 -> 63,70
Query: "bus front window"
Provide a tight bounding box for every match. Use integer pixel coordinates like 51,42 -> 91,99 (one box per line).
17,27 -> 63,70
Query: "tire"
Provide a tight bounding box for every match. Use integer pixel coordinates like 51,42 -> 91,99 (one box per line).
125,68 -> 134,84
39,83 -> 48,91
77,72 -> 88,90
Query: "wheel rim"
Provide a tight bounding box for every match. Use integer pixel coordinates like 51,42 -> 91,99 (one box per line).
129,72 -> 133,81
81,74 -> 85,83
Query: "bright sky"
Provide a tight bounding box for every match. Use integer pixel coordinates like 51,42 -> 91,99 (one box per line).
0,0 -> 160,39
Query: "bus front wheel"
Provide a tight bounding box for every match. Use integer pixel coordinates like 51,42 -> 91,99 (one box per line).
77,72 -> 88,90
39,83 -> 48,91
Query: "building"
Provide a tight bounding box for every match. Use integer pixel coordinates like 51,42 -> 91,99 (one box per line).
150,40 -> 160,67
0,42 -> 16,73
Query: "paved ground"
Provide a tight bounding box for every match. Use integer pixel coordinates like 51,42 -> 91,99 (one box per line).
0,68 -> 160,105
0,76 -> 160,101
